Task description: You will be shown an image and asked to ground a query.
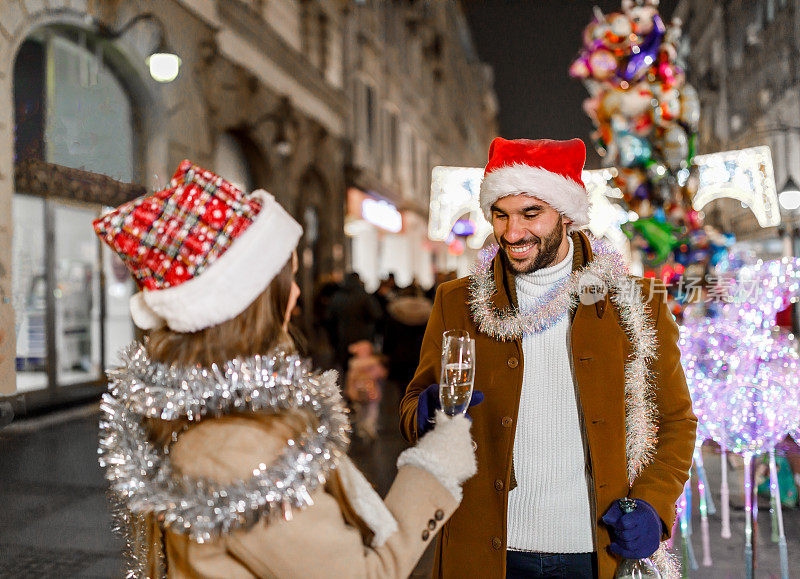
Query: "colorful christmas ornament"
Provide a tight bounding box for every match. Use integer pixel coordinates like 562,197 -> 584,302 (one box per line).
573,0 -> 703,266
628,216 -> 679,263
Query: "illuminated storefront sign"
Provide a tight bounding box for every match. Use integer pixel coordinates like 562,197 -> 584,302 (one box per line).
362,197 -> 402,233
346,188 -> 403,234
692,146 -> 780,228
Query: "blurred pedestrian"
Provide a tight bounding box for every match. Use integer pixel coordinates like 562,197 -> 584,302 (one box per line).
344,340 -> 387,441
327,272 -> 383,371
372,274 -> 398,351
426,270 -> 456,301
374,273 -> 398,311
93,161 -> 477,578
384,284 -> 433,386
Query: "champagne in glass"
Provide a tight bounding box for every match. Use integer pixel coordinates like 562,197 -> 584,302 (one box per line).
439,330 -> 475,416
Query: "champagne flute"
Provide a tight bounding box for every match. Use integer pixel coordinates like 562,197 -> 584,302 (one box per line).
439,330 -> 475,416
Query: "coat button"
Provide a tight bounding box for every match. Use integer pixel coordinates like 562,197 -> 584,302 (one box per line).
507,357 -> 519,368
422,530 -> 430,541
434,509 -> 444,521
491,536 -> 502,550
501,416 -> 513,428
428,519 -> 436,530
494,479 -> 504,491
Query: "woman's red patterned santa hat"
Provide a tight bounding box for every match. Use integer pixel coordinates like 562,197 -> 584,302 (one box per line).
94,160 -> 302,332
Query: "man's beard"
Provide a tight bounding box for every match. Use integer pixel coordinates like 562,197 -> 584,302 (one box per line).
501,218 -> 565,275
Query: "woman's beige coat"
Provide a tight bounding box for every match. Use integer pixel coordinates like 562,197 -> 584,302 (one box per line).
158,416 -> 463,578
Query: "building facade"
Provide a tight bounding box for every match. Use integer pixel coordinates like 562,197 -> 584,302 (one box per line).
675,0 -> 800,255
0,0 -> 496,406
345,0 -> 498,290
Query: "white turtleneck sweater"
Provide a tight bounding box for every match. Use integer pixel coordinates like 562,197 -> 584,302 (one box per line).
506,236 -> 595,553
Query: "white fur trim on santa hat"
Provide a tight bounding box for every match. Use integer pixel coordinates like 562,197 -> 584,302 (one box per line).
131,190 -> 302,333
480,164 -> 590,231
129,292 -> 166,330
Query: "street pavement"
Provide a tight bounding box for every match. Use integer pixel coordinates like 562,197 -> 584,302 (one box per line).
0,390 -> 798,578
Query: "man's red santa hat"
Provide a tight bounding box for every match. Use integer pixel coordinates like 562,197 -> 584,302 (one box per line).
93,160 -> 302,333
479,137 -> 590,232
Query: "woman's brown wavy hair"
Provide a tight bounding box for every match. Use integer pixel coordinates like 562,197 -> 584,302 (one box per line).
146,258 -> 295,368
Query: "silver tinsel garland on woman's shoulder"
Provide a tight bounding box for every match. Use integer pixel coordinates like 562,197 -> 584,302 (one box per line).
98,342 -> 350,577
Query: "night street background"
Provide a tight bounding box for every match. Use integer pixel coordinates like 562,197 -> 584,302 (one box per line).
463,0 -> 679,166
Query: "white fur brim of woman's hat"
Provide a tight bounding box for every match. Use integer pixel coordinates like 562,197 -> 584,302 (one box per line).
479,137 -> 591,233
130,190 -> 302,333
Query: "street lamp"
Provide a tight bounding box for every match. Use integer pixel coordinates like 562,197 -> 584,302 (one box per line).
146,51 -> 182,84
778,176 -> 800,211
272,122 -> 293,158
96,13 -> 182,83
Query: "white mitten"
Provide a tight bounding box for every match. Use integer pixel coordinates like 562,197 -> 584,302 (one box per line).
396,411 -> 477,501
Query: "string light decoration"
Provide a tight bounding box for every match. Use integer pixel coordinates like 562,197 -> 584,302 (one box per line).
679,257 -> 800,579
428,166 -> 492,250
692,147 -> 781,229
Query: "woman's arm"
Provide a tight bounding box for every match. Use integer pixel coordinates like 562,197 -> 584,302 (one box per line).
171,413 -> 475,578
224,464 -> 458,578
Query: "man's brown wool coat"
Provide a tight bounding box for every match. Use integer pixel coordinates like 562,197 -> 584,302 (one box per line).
400,230 -> 697,578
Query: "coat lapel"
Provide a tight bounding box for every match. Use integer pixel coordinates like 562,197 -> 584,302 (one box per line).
491,250 -> 517,311
570,231 -> 608,321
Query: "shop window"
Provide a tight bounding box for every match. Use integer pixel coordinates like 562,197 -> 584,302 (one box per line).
13,40 -> 45,162
53,202 -> 102,386
300,0 -> 312,60
318,10 -> 329,74
12,29 -> 137,398
409,131 -> 417,197
46,34 -> 134,181
12,195 -> 47,393
299,1 -> 328,74
388,110 -> 399,178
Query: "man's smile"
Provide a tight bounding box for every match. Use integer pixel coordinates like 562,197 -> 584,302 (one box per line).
504,241 -> 538,261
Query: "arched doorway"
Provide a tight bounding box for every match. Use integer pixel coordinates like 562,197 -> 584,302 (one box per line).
213,132 -> 256,193
12,27 -> 144,407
